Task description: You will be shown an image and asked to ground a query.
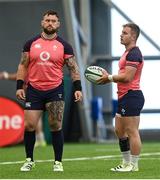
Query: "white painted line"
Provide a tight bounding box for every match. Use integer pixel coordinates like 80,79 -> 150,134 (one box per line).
0,152 -> 160,165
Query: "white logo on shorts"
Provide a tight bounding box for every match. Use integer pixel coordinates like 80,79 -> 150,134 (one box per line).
58,94 -> 62,99
121,108 -> 125,115
25,102 -> 31,108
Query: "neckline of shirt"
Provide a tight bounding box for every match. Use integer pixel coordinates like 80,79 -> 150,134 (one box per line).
41,32 -> 57,41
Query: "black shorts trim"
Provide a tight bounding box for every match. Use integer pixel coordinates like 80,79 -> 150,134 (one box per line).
117,90 -> 145,117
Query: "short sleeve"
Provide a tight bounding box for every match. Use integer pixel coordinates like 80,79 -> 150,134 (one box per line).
126,47 -> 143,62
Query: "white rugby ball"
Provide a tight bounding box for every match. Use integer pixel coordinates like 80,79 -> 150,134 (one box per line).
84,66 -> 105,84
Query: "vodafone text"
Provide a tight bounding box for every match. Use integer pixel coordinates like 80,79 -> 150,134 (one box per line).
0,115 -> 23,129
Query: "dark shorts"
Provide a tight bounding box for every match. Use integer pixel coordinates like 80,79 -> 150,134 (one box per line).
117,90 -> 145,117
25,83 -> 64,110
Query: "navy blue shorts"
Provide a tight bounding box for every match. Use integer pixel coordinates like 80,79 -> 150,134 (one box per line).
117,90 -> 145,117
25,83 -> 64,110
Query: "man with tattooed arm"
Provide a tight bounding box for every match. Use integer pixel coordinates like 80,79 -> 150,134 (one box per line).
16,10 -> 82,172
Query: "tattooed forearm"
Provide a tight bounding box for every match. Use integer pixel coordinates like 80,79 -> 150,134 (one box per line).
65,56 -> 81,81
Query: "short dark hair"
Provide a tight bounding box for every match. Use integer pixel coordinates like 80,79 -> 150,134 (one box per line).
123,23 -> 140,40
43,10 -> 59,20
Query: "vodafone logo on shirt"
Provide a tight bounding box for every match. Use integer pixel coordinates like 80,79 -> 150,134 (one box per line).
40,51 -> 50,61
0,97 -> 24,147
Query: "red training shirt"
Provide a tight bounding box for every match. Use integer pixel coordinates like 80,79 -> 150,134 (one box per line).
23,34 -> 74,90
117,47 -> 144,99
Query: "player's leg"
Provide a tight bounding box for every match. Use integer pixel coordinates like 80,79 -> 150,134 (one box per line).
122,115 -> 141,171
111,114 -> 130,171
114,90 -> 144,172
20,84 -> 44,171
46,100 -> 65,172
35,115 -> 47,147
20,110 -> 42,171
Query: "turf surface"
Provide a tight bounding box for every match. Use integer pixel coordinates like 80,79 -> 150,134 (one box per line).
0,142 -> 160,179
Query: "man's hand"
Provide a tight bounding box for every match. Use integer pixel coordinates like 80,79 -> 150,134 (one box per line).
74,91 -> 83,102
0,72 -> 4,79
0,71 -> 8,80
96,69 -> 110,84
16,89 -> 26,100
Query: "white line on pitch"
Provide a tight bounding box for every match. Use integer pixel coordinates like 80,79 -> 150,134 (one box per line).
0,152 -> 160,165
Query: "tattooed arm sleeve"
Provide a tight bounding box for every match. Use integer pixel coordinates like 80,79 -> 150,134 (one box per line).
16,52 -> 30,81
65,56 -> 81,81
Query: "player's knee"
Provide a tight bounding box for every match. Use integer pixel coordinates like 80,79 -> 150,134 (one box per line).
49,120 -> 62,131
125,127 -> 135,136
114,128 -> 126,138
24,122 -> 35,131
114,128 -> 120,136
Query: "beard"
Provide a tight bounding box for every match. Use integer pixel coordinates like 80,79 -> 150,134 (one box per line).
43,27 -> 58,35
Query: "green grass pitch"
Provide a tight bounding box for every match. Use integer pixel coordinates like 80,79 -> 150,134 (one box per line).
0,142 -> 160,179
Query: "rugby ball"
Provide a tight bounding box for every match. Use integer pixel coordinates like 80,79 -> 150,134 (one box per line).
84,66 -> 105,84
